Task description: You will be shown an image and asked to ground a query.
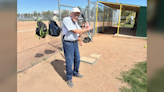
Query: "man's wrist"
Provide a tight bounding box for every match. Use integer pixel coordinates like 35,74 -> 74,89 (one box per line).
83,29 -> 88,33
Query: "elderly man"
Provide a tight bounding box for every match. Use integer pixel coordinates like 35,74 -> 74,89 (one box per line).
62,7 -> 91,87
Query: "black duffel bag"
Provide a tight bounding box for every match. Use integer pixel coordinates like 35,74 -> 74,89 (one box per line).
48,20 -> 61,36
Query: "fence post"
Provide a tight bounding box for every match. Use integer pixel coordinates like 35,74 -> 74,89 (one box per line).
88,0 -> 91,25
85,10 -> 87,21
58,0 -> 63,52
117,4 -> 122,34
102,5 -> 105,32
95,2 -> 98,35
93,2 -> 96,36
107,8 -> 110,29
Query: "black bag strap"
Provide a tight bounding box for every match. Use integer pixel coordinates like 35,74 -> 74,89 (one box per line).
62,35 -> 65,42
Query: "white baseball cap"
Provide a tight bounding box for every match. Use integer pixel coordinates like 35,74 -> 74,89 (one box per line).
71,7 -> 81,14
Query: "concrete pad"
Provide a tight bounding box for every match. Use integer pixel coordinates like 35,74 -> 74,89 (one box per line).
90,54 -> 101,58
80,57 -> 97,65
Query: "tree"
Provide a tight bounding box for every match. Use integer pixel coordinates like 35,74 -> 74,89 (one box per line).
61,10 -> 69,15
33,11 -> 37,16
38,12 -> 40,16
24,13 -> 28,17
42,10 -> 53,20
17,13 -> 20,17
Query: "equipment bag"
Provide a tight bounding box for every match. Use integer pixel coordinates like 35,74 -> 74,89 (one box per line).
35,21 -> 48,40
83,37 -> 91,43
48,20 -> 61,36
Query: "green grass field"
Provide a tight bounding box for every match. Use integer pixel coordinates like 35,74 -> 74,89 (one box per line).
116,61 -> 147,92
114,23 -> 134,28
121,24 -> 134,28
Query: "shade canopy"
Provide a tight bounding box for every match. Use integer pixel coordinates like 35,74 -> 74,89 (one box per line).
98,1 -> 141,12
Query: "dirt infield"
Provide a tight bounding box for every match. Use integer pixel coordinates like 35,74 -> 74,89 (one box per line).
17,21 -> 111,72
17,21 -> 110,31
17,29 -> 147,92
17,21 -> 55,31
17,21 -> 109,53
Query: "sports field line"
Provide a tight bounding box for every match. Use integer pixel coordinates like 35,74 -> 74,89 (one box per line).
17,29 -> 35,33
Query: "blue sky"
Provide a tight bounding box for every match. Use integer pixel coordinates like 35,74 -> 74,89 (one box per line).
17,0 -> 147,14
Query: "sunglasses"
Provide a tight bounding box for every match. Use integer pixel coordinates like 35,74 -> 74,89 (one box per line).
73,13 -> 80,17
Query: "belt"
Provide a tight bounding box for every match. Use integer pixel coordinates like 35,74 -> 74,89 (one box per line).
64,40 -> 78,43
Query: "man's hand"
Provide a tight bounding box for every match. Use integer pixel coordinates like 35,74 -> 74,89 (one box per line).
85,22 -> 89,27
85,22 -> 91,31
86,26 -> 91,31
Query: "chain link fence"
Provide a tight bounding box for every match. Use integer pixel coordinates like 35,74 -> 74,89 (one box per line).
17,0 -> 117,72
17,0 -> 62,72
96,3 -> 113,33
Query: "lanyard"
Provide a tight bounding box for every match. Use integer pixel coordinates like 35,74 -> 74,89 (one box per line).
70,16 -> 78,29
